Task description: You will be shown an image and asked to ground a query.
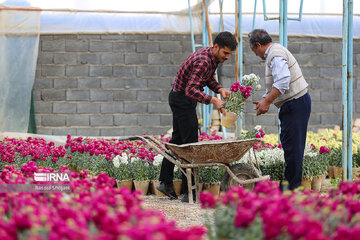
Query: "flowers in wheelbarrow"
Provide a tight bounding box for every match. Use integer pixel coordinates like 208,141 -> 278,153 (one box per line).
224,73 -> 261,114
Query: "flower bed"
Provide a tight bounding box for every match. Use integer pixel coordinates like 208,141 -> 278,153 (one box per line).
200,180 -> 360,240
0,162 -> 206,239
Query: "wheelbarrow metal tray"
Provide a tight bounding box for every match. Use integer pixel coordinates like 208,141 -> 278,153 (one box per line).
165,138 -> 258,164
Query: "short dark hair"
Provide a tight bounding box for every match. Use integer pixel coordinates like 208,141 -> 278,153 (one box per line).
248,29 -> 272,48
213,31 -> 238,51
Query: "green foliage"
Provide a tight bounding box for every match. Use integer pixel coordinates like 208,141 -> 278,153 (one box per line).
174,166 -> 183,180
329,148 -> 342,167
131,158 -> 150,181
259,159 -> 285,181
330,178 -> 342,187
303,153 -> 329,179
199,167 -> 225,184
205,205 -> 264,240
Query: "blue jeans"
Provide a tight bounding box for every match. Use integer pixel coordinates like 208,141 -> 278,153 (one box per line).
279,93 -> 311,190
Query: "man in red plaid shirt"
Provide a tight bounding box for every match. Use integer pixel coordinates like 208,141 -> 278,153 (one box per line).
157,31 -> 238,203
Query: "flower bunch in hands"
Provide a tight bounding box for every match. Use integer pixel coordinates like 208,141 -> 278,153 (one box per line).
224,73 -> 261,114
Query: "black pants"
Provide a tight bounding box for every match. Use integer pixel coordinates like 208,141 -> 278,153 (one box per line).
279,93 -> 311,190
159,90 -> 198,192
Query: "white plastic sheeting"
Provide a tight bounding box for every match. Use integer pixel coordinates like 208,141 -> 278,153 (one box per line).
0,5 -> 40,132
35,10 -> 360,38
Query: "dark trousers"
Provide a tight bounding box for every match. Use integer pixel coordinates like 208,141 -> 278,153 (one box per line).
279,93 -> 311,190
159,90 -> 198,192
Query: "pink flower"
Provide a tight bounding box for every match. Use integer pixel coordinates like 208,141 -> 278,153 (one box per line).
319,146 -> 330,154
199,192 -> 216,208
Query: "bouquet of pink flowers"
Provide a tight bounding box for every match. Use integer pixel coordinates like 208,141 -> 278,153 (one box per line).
224,73 -> 261,114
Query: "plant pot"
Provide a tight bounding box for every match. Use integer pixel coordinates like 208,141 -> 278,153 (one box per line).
220,111 -> 238,128
173,179 -> 182,196
333,166 -> 343,180
328,166 -> 335,179
204,182 -> 221,196
150,180 -> 165,196
311,175 -> 323,192
116,179 -> 133,191
301,178 -> 312,191
133,180 -> 150,195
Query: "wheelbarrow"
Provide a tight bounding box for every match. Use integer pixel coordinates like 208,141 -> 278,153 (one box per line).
118,135 -> 270,204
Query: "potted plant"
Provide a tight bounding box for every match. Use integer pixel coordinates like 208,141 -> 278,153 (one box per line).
201,167 -> 225,195
149,154 -> 164,196
113,152 -> 133,190
131,157 -> 150,195
311,147 -> 330,192
173,166 -> 183,195
256,147 -> 285,182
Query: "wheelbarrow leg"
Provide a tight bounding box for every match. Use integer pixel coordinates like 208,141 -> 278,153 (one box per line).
186,168 -> 194,204
193,167 -> 200,203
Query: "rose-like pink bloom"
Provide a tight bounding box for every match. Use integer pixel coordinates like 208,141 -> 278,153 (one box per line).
199,192 -> 216,208
319,146 -> 330,154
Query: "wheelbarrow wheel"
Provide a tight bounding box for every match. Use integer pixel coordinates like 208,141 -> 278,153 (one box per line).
221,163 -> 259,191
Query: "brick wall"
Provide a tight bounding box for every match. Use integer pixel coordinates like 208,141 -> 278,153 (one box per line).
34,34 -> 360,136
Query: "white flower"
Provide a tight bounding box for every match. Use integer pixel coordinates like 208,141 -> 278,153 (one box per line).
255,84 -> 262,90
119,152 -> 128,164
174,166 -> 179,172
254,125 -> 262,131
153,154 -> 163,167
112,155 -> 120,168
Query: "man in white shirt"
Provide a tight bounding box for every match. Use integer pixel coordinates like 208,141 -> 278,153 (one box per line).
248,29 -> 311,190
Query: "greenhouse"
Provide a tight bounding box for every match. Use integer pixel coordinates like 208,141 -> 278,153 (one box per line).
0,0 -> 360,239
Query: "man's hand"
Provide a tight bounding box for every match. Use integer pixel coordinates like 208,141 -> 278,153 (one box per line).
253,99 -> 271,116
210,97 -> 225,114
218,88 -> 231,100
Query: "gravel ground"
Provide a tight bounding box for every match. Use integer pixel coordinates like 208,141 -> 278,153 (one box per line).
141,179 -> 335,230
142,194 -> 212,229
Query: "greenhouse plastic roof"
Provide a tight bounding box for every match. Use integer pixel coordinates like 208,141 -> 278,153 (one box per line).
0,0 -> 359,37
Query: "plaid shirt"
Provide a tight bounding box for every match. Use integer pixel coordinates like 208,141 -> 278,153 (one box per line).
172,47 -> 222,104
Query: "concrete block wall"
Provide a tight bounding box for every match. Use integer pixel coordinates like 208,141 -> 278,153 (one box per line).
34,34 -> 360,136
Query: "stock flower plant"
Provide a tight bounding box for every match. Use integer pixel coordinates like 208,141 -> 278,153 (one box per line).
224,73 -> 261,114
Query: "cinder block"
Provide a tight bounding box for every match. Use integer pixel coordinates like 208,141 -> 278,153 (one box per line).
321,114 -> 342,125
147,78 -> 172,89
148,35 -> 172,41
221,66 -> 235,77
113,90 -> 137,101
90,90 -> 113,101
160,115 -> 171,126
333,103 -> 343,113
137,90 -> 162,101
66,116 -> 90,126
124,103 -> 147,113
89,41 -> 113,52
40,35 -> 54,40
137,115 -> 160,126
41,66 -> 65,77
54,35 -> 77,40
100,103 -> 123,113
37,52 -> 53,64
320,67 -> 341,78
66,90 -> 90,101
77,128 -> 100,137
322,42 -> 342,54
137,66 -> 160,77
312,102 -> 333,113
171,52 -> 191,64
90,115 -> 113,126
113,66 -> 137,77
148,103 -> 171,113
320,91 -> 341,101
302,67 -> 320,78
101,53 -> 124,64
113,42 -> 136,52
101,78 -> 125,89
159,41 -> 182,52
78,35 -> 101,40
53,128 -> 77,136
308,90 -> 320,101
42,40 -> 65,52
34,102 -> 52,114
100,35 -> 124,40
125,54 -> 148,64
36,127 -> 53,135
124,127 -> 167,136
42,115 -> 66,126
299,43 -> 322,53
41,90 -> 66,101
243,54 -> 261,64
34,78 -> 54,89
89,66 -> 112,77
54,53 -> 77,64
100,128 -> 125,136
311,54 -> 334,66
53,103 -> 77,113
287,43 -> 301,54
78,53 -> 101,64
66,65 -> 89,76
160,90 -> 170,101
77,103 -> 100,113
120,35 -> 147,40
310,78 -> 334,89
124,79 -> 147,89
78,78 -> 101,88
114,114 -> 137,126
136,42 -> 159,53
33,90 -> 41,101
54,78 -> 78,89
295,54 -> 312,66
65,40 -> 88,52
160,66 -> 178,77
308,114 -> 321,125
